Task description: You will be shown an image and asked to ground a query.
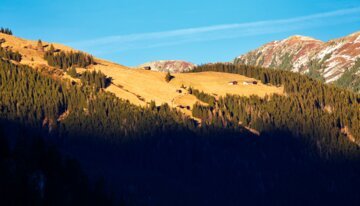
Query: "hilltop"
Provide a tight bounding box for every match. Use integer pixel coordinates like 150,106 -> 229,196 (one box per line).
0,32 -> 283,118
137,60 -> 196,73
1,28 -> 360,206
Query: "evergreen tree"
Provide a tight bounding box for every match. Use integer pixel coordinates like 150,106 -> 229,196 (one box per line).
44,50 -> 94,69
0,27 -> 12,35
0,47 -> 22,62
189,63 -> 360,148
37,39 -> 44,52
49,44 -> 55,53
165,71 -> 173,82
67,67 -> 78,78
0,53 -> 360,206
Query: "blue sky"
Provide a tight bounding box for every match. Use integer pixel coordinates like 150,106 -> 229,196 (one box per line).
1,0 -> 360,66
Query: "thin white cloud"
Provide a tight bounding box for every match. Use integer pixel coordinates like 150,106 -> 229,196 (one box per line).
67,7 -> 360,54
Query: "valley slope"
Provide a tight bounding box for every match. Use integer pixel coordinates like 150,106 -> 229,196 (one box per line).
1,30 -> 360,206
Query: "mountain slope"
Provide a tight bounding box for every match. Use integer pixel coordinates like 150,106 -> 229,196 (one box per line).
235,31 -> 360,91
1,30 -> 360,206
138,60 -> 196,73
0,33 -> 282,118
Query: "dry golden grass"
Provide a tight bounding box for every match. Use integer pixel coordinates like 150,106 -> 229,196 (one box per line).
1,33 -> 284,118
171,72 -> 283,98
90,64 -> 284,110
0,33 -> 75,68
173,94 -> 199,108
89,62 -> 181,106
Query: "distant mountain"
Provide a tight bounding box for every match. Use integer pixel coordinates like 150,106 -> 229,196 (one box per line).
235,32 -> 360,92
138,60 -> 196,73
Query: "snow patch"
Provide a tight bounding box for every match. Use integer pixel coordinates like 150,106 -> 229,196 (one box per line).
286,35 -> 319,41
338,54 -> 355,61
293,55 -> 309,71
317,42 -> 344,59
354,35 -> 360,43
323,61 -> 340,77
326,73 -> 342,83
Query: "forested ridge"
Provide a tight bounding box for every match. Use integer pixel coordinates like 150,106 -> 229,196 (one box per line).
1,47 -> 360,205
44,46 -> 95,70
191,63 -> 360,148
80,70 -> 111,90
0,57 -> 199,205
0,58 -> 197,140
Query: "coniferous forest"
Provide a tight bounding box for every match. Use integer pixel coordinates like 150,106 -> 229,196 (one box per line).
44,48 -> 95,70
0,123 -> 114,206
0,39 -> 22,62
190,63 -> 360,145
0,24 -> 359,205
0,47 -> 22,62
80,70 -> 111,90
0,51 -> 360,205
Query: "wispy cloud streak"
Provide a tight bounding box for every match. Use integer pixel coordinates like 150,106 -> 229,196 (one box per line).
67,7 -> 360,54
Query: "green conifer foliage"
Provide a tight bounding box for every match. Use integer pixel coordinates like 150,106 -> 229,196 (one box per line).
0,27 -> 12,35
0,47 -> 22,62
44,50 -> 94,70
165,71 -> 174,82
189,63 -> 360,150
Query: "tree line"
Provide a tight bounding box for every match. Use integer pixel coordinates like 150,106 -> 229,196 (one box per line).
0,58 -> 196,142
190,63 -> 360,153
0,27 -> 12,35
188,87 -> 216,107
67,67 -> 111,90
44,46 -> 95,70
335,58 -> 360,92
80,70 -> 111,91
1,58 -> 360,205
0,47 -> 22,62
0,39 -> 22,62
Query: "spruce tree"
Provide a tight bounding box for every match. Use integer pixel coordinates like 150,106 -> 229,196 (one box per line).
165,71 -> 173,82
37,39 -> 44,52
67,67 -> 78,78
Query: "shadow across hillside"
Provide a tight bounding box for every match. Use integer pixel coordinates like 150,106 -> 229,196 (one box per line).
1,58 -> 359,206
1,100 -> 360,206
57,122 -> 360,206
0,120 -> 116,206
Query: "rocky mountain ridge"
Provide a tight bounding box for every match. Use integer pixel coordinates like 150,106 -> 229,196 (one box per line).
235,31 -> 360,92
138,60 -> 196,73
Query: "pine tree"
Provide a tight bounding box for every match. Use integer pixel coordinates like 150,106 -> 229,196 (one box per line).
165,71 -> 173,82
0,27 -> 12,35
44,50 -> 94,69
37,39 -> 44,52
67,67 -> 78,78
49,44 -> 55,53
0,47 -> 22,62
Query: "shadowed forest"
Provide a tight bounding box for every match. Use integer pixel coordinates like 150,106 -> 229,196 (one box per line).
0,50 -> 360,206
0,26 -> 360,205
